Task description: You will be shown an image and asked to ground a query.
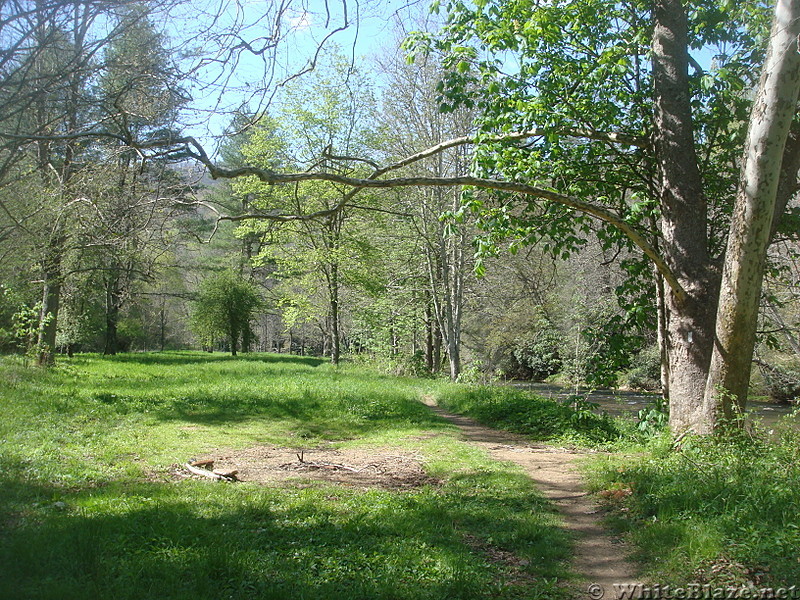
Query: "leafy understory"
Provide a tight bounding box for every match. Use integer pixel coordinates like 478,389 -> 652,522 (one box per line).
582,428 -> 800,588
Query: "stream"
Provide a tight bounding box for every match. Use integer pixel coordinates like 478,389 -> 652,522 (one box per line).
511,382 -> 798,429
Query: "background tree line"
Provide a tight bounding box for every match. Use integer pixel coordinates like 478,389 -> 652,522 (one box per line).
0,0 -> 798,434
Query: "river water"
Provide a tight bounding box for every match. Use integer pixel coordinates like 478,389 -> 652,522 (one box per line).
511,382 -> 799,429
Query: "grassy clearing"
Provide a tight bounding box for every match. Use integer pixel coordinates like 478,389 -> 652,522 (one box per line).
582,425 -> 800,588
0,352 -> 571,599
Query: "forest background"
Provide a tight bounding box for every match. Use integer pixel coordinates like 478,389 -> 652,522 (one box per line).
0,0 -> 798,425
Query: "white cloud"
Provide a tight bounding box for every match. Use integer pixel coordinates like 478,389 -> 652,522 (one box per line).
288,10 -> 312,32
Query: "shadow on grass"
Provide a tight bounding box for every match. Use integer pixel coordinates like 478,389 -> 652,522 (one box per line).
587,432 -> 800,587
93,388 -> 450,438
96,352 -> 326,368
1,473 -> 569,600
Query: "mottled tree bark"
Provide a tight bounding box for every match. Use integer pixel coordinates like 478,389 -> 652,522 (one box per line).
705,0 -> 800,420
37,239 -> 64,366
652,0 -> 720,433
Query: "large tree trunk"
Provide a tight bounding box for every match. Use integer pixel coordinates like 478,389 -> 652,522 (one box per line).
652,0 -> 720,433
705,0 -> 800,420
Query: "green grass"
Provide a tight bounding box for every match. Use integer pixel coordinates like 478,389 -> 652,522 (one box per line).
0,352 -> 571,599
434,378 -> 800,588
436,384 -> 621,446
582,425 -> 800,588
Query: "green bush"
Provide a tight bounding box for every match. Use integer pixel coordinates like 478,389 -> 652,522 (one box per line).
760,363 -> 800,403
512,329 -> 563,382
622,345 -> 662,391
0,285 -> 31,354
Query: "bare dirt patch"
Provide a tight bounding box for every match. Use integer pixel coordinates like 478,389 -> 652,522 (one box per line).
175,445 -> 440,490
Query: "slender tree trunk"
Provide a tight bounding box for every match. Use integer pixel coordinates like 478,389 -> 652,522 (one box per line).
104,273 -> 121,356
242,325 -> 251,353
229,319 -> 238,356
159,304 -> 167,352
433,317 -> 442,373
37,248 -> 63,366
652,0 -> 720,433
391,318 -> 399,355
36,3 -> 90,366
425,294 -> 434,373
329,261 -> 340,365
705,0 -> 800,420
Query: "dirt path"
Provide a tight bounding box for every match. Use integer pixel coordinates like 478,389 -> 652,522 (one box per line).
420,396 -> 640,599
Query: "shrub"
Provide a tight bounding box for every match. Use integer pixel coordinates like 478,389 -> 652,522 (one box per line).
759,363 -> 800,403
512,329 -> 563,382
622,345 -> 663,391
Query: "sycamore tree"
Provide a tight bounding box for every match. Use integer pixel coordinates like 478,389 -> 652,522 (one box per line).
405,0 -> 800,433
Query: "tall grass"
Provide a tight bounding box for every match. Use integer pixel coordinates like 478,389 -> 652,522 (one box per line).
583,425 -> 800,587
436,384 -> 621,445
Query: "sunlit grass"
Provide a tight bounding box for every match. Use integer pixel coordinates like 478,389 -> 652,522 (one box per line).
0,352 -> 571,599
436,383 -> 621,446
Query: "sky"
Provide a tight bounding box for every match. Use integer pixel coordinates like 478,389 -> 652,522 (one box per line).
165,0 -> 721,158
166,0 -> 435,155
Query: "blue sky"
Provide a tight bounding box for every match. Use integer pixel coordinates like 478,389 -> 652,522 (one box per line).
168,0 -> 722,157
172,0 -> 432,154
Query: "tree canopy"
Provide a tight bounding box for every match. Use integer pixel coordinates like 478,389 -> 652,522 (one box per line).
191,270 -> 261,356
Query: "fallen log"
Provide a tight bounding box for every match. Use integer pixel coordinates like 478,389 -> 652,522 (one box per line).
213,468 -> 239,479
185,463 -> 238,481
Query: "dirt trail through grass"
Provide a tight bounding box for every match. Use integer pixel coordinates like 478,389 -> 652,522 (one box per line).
421,395 -> 640,598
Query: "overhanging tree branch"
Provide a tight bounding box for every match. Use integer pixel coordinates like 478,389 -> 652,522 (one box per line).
168,134 -> 685,301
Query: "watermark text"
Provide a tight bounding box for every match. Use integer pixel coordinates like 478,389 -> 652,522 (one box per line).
586,583 -> 800,600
